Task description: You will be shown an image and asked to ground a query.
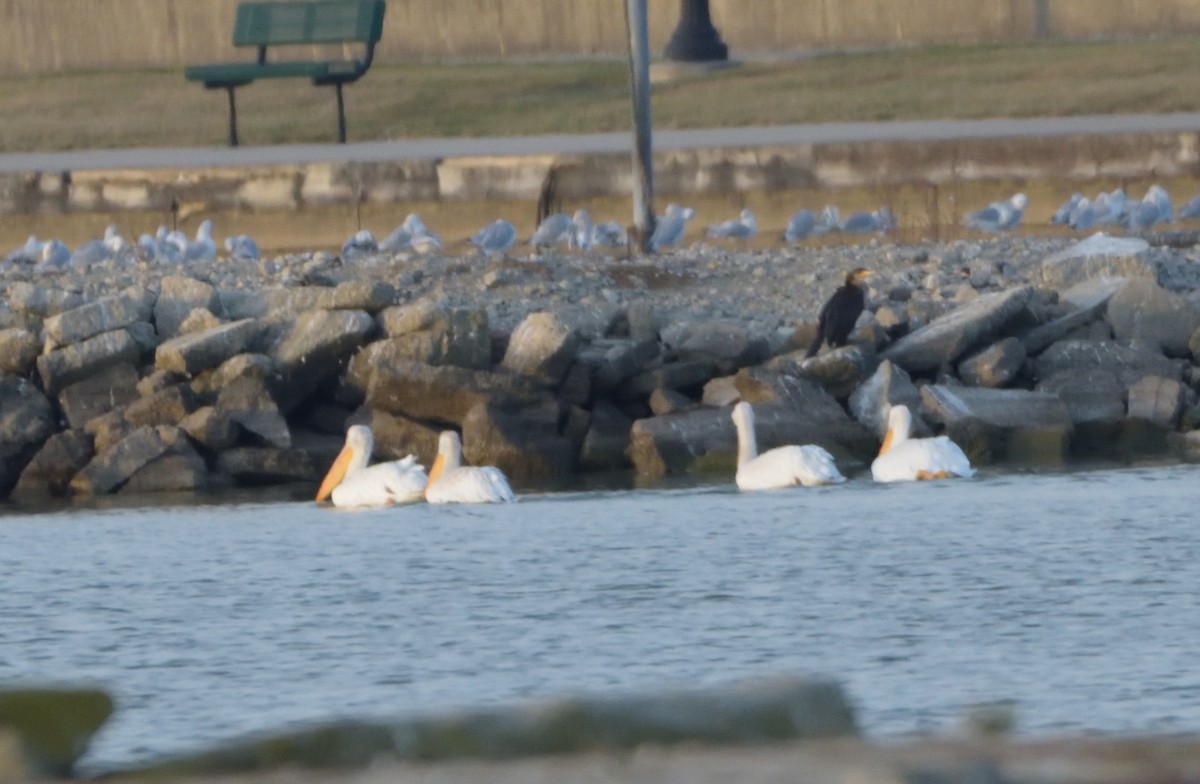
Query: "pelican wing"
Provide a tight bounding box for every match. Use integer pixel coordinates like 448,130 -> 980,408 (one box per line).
871,437 -> 973,483
330,456 -> 427,508
426,466 -> 515,504
736,445 -> 845,491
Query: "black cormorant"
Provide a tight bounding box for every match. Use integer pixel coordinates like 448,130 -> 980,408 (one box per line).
806,267 -> 872,358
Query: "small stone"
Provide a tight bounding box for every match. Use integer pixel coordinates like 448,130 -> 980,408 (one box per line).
0,328 -> 40,375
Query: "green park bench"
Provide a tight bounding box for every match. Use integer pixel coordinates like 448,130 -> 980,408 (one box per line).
184,0 -> 386,146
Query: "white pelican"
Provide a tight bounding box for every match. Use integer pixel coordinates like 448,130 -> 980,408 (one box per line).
424,431 -> 515,504
871,405 -> 974,483
316,425 -> 428,508
731,402 -> 845,491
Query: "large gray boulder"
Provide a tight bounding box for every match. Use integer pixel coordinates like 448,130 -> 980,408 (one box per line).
0,373 -> 56,496
1040,233 -> 1155,289
1033,339 -> 1181,388
462,400 -> 578,480
216,376 -> 291,449
155,319 -> 262,376
345,407 -> 441,467
1105,279 -> 1200,357
1015,276 -> 1129,357
1035,368 -> 1127,425
70,425 -> 190,495
42,291 -> 152,347
179,406 -> 240,452
582,338 -> 661,394
579,402 -> 633,471
616,359 -> 717,400
957,337 -> 1025,388
215,447 -> 321,485
123,384 -> 199,429
57,362 -> 139,429
267,309 -> 375,412
663,320 -> 769,374
881,287 -> 1033,374
0,328 -> 39,375
770,344 -> 876,400
376,302 -> 491,370
10,430 -> 94,500
121,448 -> 213,495
1126,375 -> 1187,429
501,311 -> 579,387
316,280 -> 397,313
155,275 -> 219,339
848,359 -> 931,440
920,384 -> 1072,466
367,360 -> 551,426
36,328 -> 141,395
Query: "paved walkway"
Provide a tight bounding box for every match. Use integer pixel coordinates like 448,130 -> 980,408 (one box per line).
2,113 -> 1198,174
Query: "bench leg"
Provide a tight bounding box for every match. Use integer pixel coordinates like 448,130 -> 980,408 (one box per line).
225,86 -> 240,147
334,82 -> 346,144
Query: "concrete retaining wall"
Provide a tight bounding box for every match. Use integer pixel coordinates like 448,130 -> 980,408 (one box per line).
5,0 -> 1200,74
2,130 -> 1198,216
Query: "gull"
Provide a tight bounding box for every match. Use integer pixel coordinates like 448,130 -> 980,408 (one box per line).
409,233 -> 444,255
1179,193 -> 1200,221
4,235 -> 44,264
649,203 -> 695,251
706,208 -> 757,240
964,193 -> 1027,232
224,234 -> 261,261
402,213 -> 439,244
341,229 -> 378,258
570,209 -> 593,252
814,205 -> 842,235
784,209 -> 816,243
184,219 -> 217,262
470,219 -> 517,257
377,225 -> 412,253
1051,193 -> 1083,225
1092,189 -> 1128,226
70,225 -> 124,269
34,240 -> 70,274
591,221 -> 627,248
529,213 -> 574,249
1124,186 -> 1173,231
1067,197 -> 1099,231
842,207 -> 896,234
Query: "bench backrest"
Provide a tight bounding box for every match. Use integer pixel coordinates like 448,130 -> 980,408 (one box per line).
232,0 -> 386,47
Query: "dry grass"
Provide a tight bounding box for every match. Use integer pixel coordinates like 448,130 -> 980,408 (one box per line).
3,37 -> 1200,151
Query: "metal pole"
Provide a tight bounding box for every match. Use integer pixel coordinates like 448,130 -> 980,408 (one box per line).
625,0 -> 655,254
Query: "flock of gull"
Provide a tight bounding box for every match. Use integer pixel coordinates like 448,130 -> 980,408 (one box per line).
7,184 -> 1200,272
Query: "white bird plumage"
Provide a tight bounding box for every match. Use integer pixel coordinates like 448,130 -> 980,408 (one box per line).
224,234 -> 260,261
424,430 -> 515,504
341,229 -> 378,257
185,219 -> 217,262
731,401 -> 845,490
530,213 -> 574,249
470,219 -> 517,257
316,425 -> 428,508
706,208 -> 757,240
964,193 -> 1027,232
649,203 -> 695,251
871,405 -> 974,483
784,209 -> 816,242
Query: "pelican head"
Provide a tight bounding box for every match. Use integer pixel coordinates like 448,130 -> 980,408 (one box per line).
879,405 -> 914,457
316,425 -> 373,502
424,430 -> 464,496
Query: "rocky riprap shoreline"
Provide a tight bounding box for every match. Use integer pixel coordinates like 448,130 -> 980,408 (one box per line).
1,230 -> 1199,505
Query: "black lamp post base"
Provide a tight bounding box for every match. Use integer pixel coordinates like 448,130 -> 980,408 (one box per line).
663,0 -> 728,62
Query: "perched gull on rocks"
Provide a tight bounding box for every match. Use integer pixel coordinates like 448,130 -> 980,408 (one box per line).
70,225 -> 124,269
649,203 -> 695,251
591,220 -> 627,248
341,229 -> 378,258
706,208 -> 757,240
403,213 -> 439,243
224,234 -> 261,261
784,210 -> 816,243
34,240 -> 70,273
1067,197 -> 1099,231
185,219 -> 217,262
1124,185 -> 1173,231
570,209 -> 593,252
4,235 -> 45,264
1051,193 -> 1083,225
842,207 -> 896,234
1179,193 -> 1200,221
377,225 -> 412,253
470,219 -> 517,257
529,213 -> 574,249
964,193 -> 1027,232
815,206 -> 842,235
409,233 -> 444,254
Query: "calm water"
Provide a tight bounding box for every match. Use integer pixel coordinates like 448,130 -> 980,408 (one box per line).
2,465 -> 1199,773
